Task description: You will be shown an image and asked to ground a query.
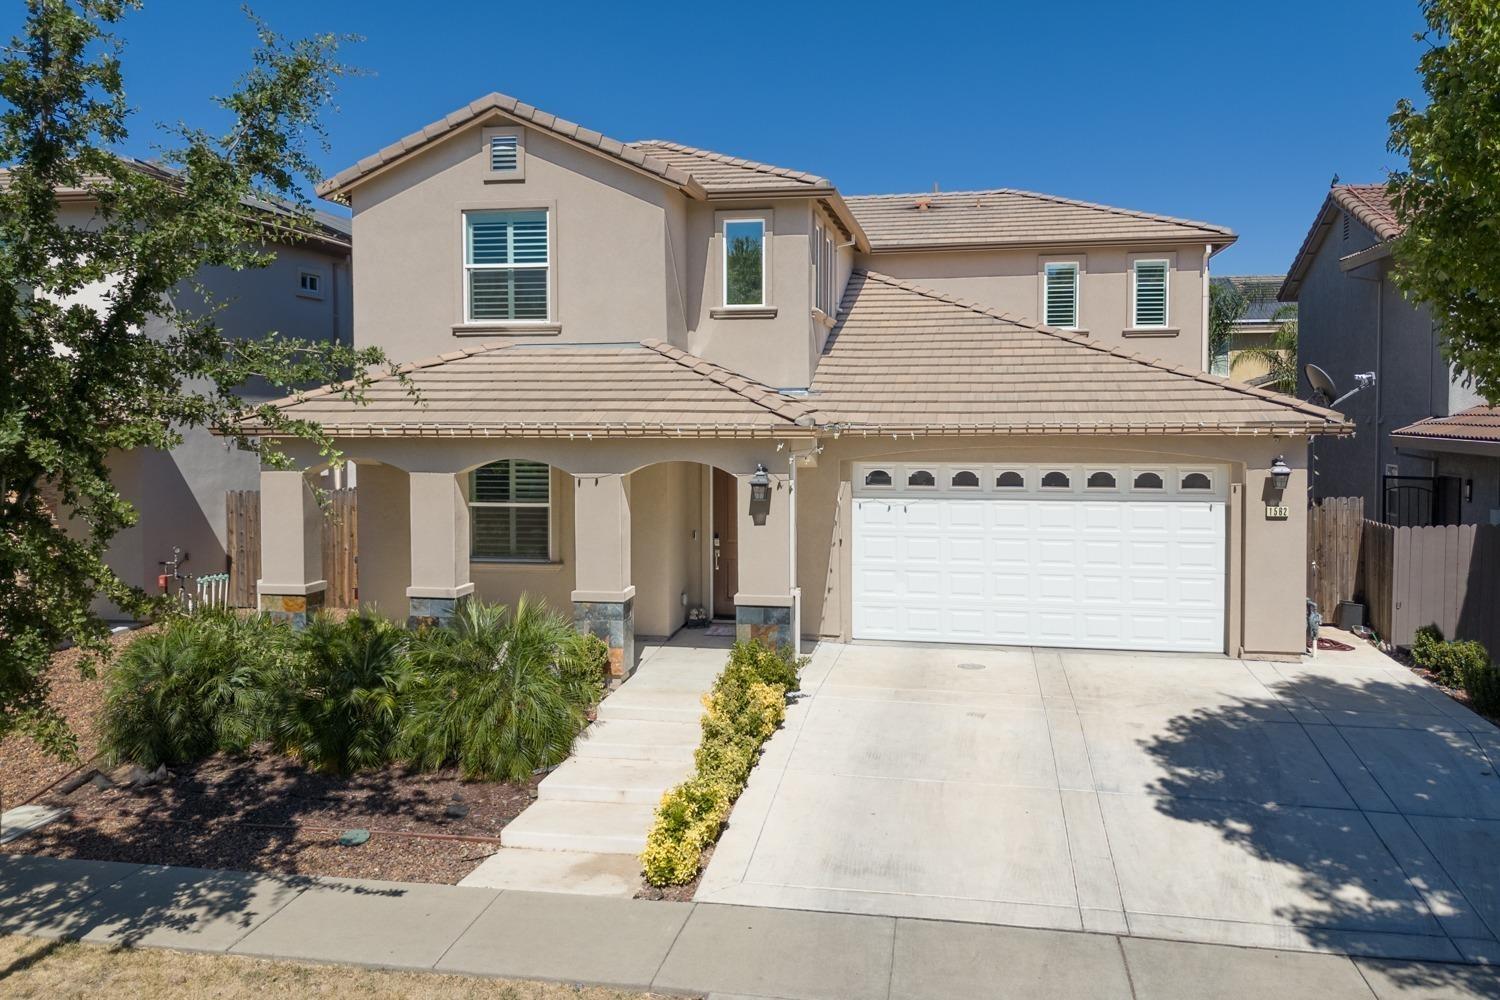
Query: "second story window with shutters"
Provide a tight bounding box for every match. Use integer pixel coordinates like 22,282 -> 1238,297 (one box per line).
1044,262 -> 1079,328
464,210 -> 548,322
1132,259 -> 1169,328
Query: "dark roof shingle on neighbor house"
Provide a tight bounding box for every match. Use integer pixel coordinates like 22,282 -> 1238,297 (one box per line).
1211,275 -> 1292,324
807,270 -> 1349,437
1391,405 -> 1500,445
844,189 -> 1236,252
242,340 -> 816,438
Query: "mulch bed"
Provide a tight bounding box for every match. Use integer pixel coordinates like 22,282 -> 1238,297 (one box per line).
0,625 -> 159,808
23,752 -> 540,884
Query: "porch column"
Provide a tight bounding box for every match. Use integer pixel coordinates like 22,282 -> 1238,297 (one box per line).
257,469 -> 325,627
406,471 -> 474,628
734,471 -> 796,651
571,473 -> 635,678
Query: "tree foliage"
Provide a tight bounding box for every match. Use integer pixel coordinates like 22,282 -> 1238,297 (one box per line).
1387,0 -> 1500,403
1208,280 -> 1248,375
0,1 -> 405,764
1232,307 -> 1300,396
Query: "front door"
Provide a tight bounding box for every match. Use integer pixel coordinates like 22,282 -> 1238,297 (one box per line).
712,468 -> 738,618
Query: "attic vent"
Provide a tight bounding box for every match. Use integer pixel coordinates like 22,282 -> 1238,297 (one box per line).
1341,211 -> 1350,242
913,197 -> 932,211
490,134 -> 519,172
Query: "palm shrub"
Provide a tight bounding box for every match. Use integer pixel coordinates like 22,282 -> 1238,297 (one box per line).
100,608 -> 291,768
263,610 -> 411,775
398,597 -> 601,781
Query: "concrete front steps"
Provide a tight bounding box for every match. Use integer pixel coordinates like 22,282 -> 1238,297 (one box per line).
459,641 -> 718,896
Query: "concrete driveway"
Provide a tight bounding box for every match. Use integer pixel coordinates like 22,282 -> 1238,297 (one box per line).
698,636 -> 1500,964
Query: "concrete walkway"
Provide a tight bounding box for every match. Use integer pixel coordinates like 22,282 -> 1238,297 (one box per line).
2,853 -> 1498,998
459,635 -> 726,896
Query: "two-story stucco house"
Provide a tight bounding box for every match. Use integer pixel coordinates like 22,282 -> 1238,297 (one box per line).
247,92 -> 1349,671
1281,184 -> 1499,526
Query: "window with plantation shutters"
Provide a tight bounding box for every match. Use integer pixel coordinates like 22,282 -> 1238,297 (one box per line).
1133,260 -> 1169,328
1044,262 -> 1079,328
465,210 -> 549,322
470,460 -> 550,560
488,134 -> 519,172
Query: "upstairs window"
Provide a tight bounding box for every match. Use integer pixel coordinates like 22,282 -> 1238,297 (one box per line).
297,270 -> 322,298
1044,262 -> 1079,328
724,219 -> 766,307
465,210 -> 548,322
1132,260 -> 1169,328
470,460 -> 550,561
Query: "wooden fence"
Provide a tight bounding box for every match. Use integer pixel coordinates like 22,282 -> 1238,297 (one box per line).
1307,497 -> 1365,618
225,488 -> 358,609
1359,518 -> 1500,652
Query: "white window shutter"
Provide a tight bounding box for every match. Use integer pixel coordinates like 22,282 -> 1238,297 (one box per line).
489,134 -> 519,172
1134,261 -> 1169,327
1044,263 -> 1078,328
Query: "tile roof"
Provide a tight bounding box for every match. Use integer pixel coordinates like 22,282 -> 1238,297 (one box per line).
316,93 -> 708,201
624,140 -> 831,193
807,270 -> 1350,437
1280,184 -> 1403,301
241,340 -> 816,438
844,189 -> 1235,252
1391,406 -> 1500,446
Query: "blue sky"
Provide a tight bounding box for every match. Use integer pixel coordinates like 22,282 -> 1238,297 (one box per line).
7,0 -> 1428,274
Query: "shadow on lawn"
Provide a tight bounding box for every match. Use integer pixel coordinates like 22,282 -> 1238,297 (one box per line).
1140,670 -> 1500,993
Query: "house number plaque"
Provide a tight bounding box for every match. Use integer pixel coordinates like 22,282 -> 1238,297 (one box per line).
1265,505 -> 1290,520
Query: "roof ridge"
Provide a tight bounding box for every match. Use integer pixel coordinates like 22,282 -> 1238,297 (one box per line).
316,92 -> 706,201
627,139 -> 828,186
639,339 -> 817,425
847,269 -> 1344,424
1329,183 -> 1402,242
844,188 -> 1233,237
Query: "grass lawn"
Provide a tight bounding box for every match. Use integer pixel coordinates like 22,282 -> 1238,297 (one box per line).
0,934 -> 682,999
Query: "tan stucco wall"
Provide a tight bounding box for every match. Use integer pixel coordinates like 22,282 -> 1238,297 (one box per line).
860,244 -> 1210,370
354,462 -> 412,616
630,462 -> 704,636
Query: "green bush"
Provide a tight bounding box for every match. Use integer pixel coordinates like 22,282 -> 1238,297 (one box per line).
1460,656 -> 1500,717
1426,639 -> 1490,688
263,609 -> 411,775
642,642 -> 803,886
397,597 -> 600,781
100,609 -> 291,768
1412,624 -> 1445,668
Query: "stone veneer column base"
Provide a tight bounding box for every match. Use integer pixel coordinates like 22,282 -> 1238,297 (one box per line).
407,593 -> 471,630
736,604 -> 794,652
259,589 -> 325,629
574,598 -> 636,679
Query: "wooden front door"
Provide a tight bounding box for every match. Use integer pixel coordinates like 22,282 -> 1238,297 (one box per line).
712,468 -> 738,618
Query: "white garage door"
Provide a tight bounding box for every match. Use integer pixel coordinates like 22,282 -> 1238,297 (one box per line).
852,463 -> 1226,653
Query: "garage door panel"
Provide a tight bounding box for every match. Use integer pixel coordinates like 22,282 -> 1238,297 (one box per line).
852,488 -> 1225,654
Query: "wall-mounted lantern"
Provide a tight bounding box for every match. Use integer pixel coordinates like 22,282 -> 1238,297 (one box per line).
1269,456 -> 1292,492
749,464 -> 771,504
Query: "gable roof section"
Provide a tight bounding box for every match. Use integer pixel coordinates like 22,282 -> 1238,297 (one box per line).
625,140 -> 831,194
1280,184 -> 1403,301
239,340 -> 816,438
808,270 -> 1350,437
1391,405 -> 1500,446
315,92 -> 708,202
844,189 -> 1235,252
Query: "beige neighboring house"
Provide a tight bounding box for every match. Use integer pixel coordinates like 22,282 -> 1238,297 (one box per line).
245,91 -> 1349,671
1210,275 -> 1294,385
29,162 -> 354,611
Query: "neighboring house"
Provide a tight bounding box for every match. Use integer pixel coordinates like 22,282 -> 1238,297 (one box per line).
1210,275 -> 1294,384
244,91 -> 1347,669
1390,406 -> 1500,526
1281,184 -> 1490,524
30,162 -> 354,610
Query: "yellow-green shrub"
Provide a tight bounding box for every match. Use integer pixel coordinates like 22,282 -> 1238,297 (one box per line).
640,775 -> 732,885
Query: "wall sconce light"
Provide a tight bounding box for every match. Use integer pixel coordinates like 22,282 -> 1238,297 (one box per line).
749,464 -> 771,504
1270,456 -> 1292,492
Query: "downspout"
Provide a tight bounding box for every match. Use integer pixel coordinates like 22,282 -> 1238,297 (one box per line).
788,448 -> 800,657
1202,243 -> 1212,372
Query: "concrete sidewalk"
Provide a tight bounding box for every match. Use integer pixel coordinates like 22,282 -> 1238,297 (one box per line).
3,854 -> 1498,998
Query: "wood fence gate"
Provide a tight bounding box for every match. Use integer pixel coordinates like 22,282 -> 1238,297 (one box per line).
226,488 -> 358,609
1359,519 -> 1500,652
1306,497 -> 1365,619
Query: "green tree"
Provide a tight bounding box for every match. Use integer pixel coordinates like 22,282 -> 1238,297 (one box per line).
1208,280 -> 1248,376
0,1 -> 405,782
1388,0 -> 1500,403
725,235 -> 763,306
1232,306 -> 1300,395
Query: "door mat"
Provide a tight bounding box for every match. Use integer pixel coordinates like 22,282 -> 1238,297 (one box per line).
704,623 -> 735,637
1317,637 -> 1356,652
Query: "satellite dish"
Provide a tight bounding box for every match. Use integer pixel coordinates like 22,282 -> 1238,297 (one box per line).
1305,364 -> 1339,403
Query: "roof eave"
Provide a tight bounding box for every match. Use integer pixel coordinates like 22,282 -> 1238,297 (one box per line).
819,421 -> 1352,438
863,233 -> 1236,255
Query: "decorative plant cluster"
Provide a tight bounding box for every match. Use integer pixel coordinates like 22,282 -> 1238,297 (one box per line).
641,641 -> 803,886
1412,624 -> 1499,716
99,599 -> 609,778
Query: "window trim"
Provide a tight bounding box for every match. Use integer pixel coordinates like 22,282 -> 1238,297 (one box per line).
481,126 -> 525,182
461,208 -> 552,325
296,268 -> 324,300
468,461 -> 553,563
1131,258 -> 1171,329
1043,260 -> 1081,329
